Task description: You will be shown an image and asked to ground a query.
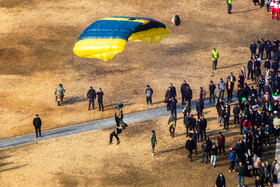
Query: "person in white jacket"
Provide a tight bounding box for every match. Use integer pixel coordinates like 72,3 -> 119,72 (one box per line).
270,0 -> 276,19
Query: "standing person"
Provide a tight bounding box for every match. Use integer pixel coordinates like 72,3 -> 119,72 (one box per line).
209,81 -> 216,103
228,72 -> 237,86
218,78 -> 226,100
180,80 -> 189,105
165,87 -> 172,111
145,85 -> 153,106
227,0 -> 232,14
258,76 -> 265,97
248,58 -> 254,80
226,78 -> 233,102
168,114 -> 176,138
224,107 -> 230,130
272,42 -> 278,61
270,0 -> 276,19
260,162 -> 268,186
196,99 -> 204,119
169,83 -> 177,98
218,104 -> 225,127
265,161 -> 272,185
170,97 -> 178,117
250,41 -> 257,59
87,86 -> 96,110
189,130 -> 198,154
265,41 -> 272,59
201,140 -> 209,164
201,115 -> 207,141
253,154 -> 261,176
210,143 -> 218,167
97,88 -> 104,111
264,58 -> 271,69
183,102 -> 191,136
212,48 -> 219,70
215,85 -> 222,104
198,87 -> 207,105
206,136 -> 213,158
237,162 -> 246,187
271,160 -> 279,184
185,136 -> 195,161
150,130 -> 157,156
33,114 -> 42,138
273,115 -> 280,140
259,39 -> 265,60
255,176 -> 262,187
218,132 -> 226,155
229,147 -> 236,172
233,104 -> 240,126
185,86 -> 193,105
215,173 -> 226,187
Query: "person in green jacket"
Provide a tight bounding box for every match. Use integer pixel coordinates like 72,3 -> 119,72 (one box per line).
55,83 -> 66,102
237,162 -> 246,187
150,130 -> 157,156
212,48 -> 219,70
214,85 -> 222,104
227,0 -> 232,14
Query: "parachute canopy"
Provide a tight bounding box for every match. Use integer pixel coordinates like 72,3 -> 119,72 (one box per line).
73,16 -> 170,61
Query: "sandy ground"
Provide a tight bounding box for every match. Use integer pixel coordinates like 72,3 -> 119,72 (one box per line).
0,106 -> 276,186
1,0 -> 280,139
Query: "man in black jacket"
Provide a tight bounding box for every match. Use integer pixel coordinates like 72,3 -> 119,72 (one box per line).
264,58 -> 271,69
233,104 -> 240,125
87,86 -> 96,110
170,97 -> 178,117
169,83 -> 177,98
185,136 -> 195,161
108,111 -> 127,145
185,86 -> 193,105
196,99 -> 204,119
201,115 -> 207,141
209,81 -> 216,103
265,41 -> 272,59
201,140 -> 208,164
237,87 -> 244,105
180,80 -> 189,105
33,114 -> 42,138
250,41 -> 257,59
247,58 -> 254,80
96,88 -> 104,111
258,39 -> 265,60
189,114 -> 196,131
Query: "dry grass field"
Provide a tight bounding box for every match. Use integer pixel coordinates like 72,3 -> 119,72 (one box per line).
1,0 -> 280,138
0,106 -> 276,186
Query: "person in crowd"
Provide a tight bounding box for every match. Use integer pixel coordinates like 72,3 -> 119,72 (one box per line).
245,153 -> 253,177
266,41 -> 272,59
201,140 -> 208,164
272,60 -> 279,72
180,80 -> 189,105
229,147 -> 236,172
196,99 -> 204,119
258,39 -> 265,59
237,87 -> 244,105
169,97 -> 178,117
97,88 -> 104,111
185,136 -> 195,161
210,142 -> 218,168
260,162 -> 268,186
150,130 -> 157,156
206,136 -> 213,157
271,160 -> 279,184
215,172 -> 226,187
246,132 -> 253,156
258,76 -> 265,97
200,115 -> 207,141
239,70 -> 245,87
224,107 -> 230,130
226,78 -> 233,102
217,132 -> 225,155
185,85 -> 193,105
196,118 -> 203,143
198,87 -> 207,105
183,103 -> 191,136
145,85 -> 153,106
274,110 -> 280,139
218,104 -> 225,127
212,48 -> 219,70
237,161 -> 246,187
168,114 -> 176,138
165,87 -> 172,110
264,58 -> 271,69
253,154 -> 261,176
218,78 -> 226,100
87,86 -> 96,110
272,42 -> 278,61
228,72 -> 237,86
233,104 -> 240,126
264,123 -> 270,146
209,81 -> 216,103
189,114 -> 197,131
189,130 -> 198,154
250,41 -> 257,59
265,160 -> 272,185
33,114 -> 42,138
215,85 -> 222,104
255,175 -> 262,187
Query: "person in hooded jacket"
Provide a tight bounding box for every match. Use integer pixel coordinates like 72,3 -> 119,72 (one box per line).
229,147 -> 236,172
206,136 -> 213,157
215,173 -> 226,187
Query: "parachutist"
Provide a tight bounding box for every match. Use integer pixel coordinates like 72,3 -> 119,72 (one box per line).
108,108 -> 127,145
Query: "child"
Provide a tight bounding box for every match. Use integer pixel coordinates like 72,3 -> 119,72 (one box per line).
151,130 -> 157,156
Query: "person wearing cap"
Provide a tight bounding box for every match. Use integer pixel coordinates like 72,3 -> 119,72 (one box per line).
87,86 -> 96,110
150,130 -> 157,156
33,114 -> 42,138
145,85 -> 153,106
229,147 -> 236,172
180,80 -> 189,105
55,83 -> 66,102
96,88 -> 104,111
209,81 -> 216,103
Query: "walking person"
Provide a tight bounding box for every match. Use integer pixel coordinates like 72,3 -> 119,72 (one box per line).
212,48 -> 219,70
227,0 -> 232,14
33,114 -> 42,138
201,140 -> 209,164
215,173 -> 226,187
150,130 -> 157,156
209,81 -> 216,103
217,132 -> 225,155
168,114 -> 176,138
185,136 -> 195,161
145,85 -> 153,105
237,162 -> 246,187
170,97 -> 178,117
97,88 -> 104,111
87,86 -> 96,110
210,143 -> 218,167
180,80 -> 189,105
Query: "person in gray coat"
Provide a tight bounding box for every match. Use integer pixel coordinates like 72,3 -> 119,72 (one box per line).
145,85 -> 153,105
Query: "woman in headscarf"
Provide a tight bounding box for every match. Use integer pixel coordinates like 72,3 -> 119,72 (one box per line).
215,172 -> 226,187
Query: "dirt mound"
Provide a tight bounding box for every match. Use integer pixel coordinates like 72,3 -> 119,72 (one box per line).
0,48 -> 25,63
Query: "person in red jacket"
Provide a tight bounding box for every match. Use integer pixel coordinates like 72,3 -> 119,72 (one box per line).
270,0 -> 276,19
217,132 -> 226,155
275,2 -> 280,21
242,118 -> 252,129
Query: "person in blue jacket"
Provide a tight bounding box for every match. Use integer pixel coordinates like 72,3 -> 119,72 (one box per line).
229,147 -> 236,172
